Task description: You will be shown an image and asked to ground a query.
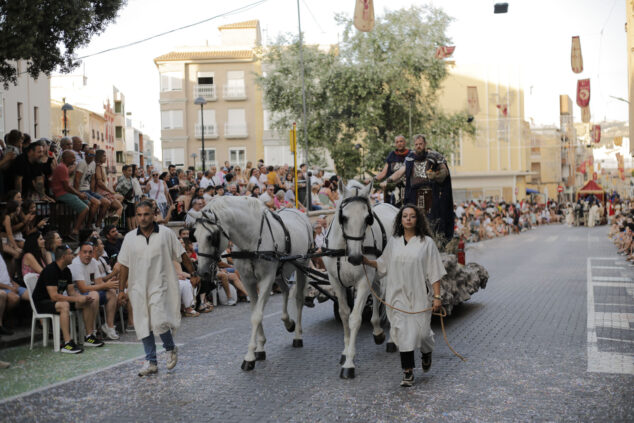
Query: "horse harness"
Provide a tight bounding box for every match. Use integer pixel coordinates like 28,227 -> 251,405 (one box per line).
323,194 -> 388,287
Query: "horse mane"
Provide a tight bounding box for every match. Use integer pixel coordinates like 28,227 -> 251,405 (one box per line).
205,195 -> 265,218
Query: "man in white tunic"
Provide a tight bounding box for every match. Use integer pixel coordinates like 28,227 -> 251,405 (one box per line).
118,200 -> 199,376
364,205 -> 446,387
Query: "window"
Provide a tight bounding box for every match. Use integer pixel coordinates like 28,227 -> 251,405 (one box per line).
197,72 -> 214,85
229,147 -> 246,168
225,71 -> 245,98
33,106 -> 38,138
115,126 -> 123,139
116,151 -> 124,163
225,108 -> 247,137
160,72 -> 183,92
163,148 -> 185,167
161,110 -> 183,130
199,148 -> 217,169
198,109 -> 216,124
101,133 -> 104,142
92,129 -> 95,139
17,102 -> 23,132
114,101 -> 122,114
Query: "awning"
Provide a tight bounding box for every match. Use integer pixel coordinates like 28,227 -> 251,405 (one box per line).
526,188 -> 540,194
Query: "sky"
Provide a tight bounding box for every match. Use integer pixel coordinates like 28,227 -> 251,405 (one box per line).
65,0 -> 627,159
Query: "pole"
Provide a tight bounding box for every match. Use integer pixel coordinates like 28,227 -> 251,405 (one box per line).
200,104 -> 205,173
292,123 -> 299,208
297,0 -> 310,209
63,110 -> 68,136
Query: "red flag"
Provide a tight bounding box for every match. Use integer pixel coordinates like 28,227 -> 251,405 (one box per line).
578,162 -> 587,174
571,36 -> 583,73
576,79 -> 590,107
496,104 -> 508,117
435,46 -> 455,59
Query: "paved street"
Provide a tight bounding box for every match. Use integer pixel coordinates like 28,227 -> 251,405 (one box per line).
1,224 -> 633,422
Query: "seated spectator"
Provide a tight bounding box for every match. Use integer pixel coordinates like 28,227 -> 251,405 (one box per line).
92,149 -> 123,224
22,199 -> 49,236
1,200 -> 25,261
311,223 -> 326,270
70,242 -> 120,340
21,231 -> 51,277
178,228 -> 190,240
50,151 -> 91,241
218,244 -> 248,303
44,230 -> 63,262
185,198 -> 204,227
274,190 -> 292,209
102,225 -> 123,260
173,262 -> 202,316
182,238 -> 197,262
310,183 -> 324,210
31,245 -> 104,353
0,255 -> 29,335
74,148 -> 107,229
259,185 -> 276,210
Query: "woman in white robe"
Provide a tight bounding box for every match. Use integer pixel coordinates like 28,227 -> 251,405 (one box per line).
363,204 -> 446,387
588,202 -> 599,228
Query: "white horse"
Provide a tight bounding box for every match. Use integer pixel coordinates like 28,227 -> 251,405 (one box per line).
324,180 -> 399,378
194,196 -> 313,370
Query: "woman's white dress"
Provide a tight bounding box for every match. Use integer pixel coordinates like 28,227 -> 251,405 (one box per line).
376,235 -> 447,352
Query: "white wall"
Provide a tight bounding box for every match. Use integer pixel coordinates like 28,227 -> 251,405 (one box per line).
1,62 -> 50,140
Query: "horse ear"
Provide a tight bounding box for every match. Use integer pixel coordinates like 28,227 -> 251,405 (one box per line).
338,180 -> 346,196
361,179 -> 373,197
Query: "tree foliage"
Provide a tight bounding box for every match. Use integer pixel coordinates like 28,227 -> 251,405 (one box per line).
0,0 -> 125,86
257,5 -> 475,178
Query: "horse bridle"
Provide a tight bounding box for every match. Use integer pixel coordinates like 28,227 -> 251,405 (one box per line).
337,194 -> 374,242
195,210 -> 230,279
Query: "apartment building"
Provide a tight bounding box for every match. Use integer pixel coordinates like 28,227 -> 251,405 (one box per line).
1,60 -> 50,140
438,63 -> 532,203
154,20 -> 263,170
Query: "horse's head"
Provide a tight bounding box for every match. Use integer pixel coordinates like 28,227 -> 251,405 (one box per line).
337,179 -> 374,266
193,210 -> 230,283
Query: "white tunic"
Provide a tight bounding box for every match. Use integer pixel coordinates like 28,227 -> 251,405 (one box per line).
118,224 -> 185,340
376,235 -> 447,352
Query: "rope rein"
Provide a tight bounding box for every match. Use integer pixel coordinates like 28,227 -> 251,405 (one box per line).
361,265 -> 466,362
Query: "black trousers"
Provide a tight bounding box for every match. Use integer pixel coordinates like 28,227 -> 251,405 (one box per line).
400,351 -> 415,370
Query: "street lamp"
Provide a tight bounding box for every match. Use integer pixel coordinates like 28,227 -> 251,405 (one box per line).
194,96 -> 207,173
61,102 -> 73,136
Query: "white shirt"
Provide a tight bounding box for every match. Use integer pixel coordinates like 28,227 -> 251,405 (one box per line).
69,256 -> 103,286
259,192 -> 273,205
200,176 -> 212,189
148,179 -> 167,204
76,160 -> 95,191
455,205 -> 465,219
132,177 -> 143,197
0,255 -> 10,286
118,224 -> 185,340
211,174 -> 224,187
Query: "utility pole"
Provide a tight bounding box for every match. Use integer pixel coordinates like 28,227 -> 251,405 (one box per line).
297,0 -> 310,209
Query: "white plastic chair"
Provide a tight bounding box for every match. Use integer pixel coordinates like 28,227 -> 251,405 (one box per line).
24,274 -> 77,352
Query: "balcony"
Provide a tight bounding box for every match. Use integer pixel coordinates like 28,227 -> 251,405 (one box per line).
223,84 -> 247,100
224,123 -> 248,138
194,84 -> 217,100
195,123 -> 218,139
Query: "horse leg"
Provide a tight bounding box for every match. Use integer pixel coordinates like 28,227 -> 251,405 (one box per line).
280,271 -> 295,333
330,279 -> 352,370
370,282 -> 385,345
341,280 -> 370,379
240,277 -> 267,370
291,267 -> 307,347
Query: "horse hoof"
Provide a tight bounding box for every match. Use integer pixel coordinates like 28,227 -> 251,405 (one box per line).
241,360 -> 255,371
285,320 -> 296,333
340,367 -> 355,379
386,342 -> 398,353
373,332 -> 386,345
255,351 -> 266,361
339,354 -> 346,365
292,339 -> 303,348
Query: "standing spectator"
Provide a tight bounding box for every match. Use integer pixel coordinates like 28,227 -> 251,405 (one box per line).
145,170 -> 171,218
248,168 -> 262,190
131,165 -> 144,202
259,185 -> 276,210
115,165 -> 136,231
13,141 -> 53,202
199,170 -> 212,189
117,200 -> 199,376
166,165 -> 180,202
0,130 -> 21,197
209,166 -> 224,187
50,151 -> 91,241
31,245 -> 103,353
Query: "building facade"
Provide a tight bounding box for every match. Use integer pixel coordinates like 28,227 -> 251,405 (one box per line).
154,20 -> 264,170
438,63 -> 532,203
1,61 -> 50,140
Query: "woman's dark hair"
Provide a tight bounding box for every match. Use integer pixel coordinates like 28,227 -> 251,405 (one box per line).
6,190 -> 20,202
44,231 -> 60,252
22,198 -> 35,214
21,231 -> 45,265
2,200 -> 19,221
249,168 -> 257,177
160,171 -> 168,180
392,204 -> 432,238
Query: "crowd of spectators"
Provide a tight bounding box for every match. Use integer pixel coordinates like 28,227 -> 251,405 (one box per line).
608,201 -> 634,262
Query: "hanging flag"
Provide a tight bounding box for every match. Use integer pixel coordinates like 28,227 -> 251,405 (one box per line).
593,172 -> 598,181
578,161 -> 587,174
614,135 -> 623,146
591,125 -> 601,143
435,46 -> 456,59
576,79 -> 590,107
467,86 -> 480,115
496,103 -> 508,117
571,36 -> 583,73
588,155 -> 594,167
353,0 -> 375,32
581,106 -> 590,123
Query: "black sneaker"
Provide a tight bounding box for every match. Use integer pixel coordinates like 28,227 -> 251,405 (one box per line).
84,334 -> 104,347
0,326 -> 14,336
421,352 -> 432,373
400,370 -> 414,387
60,340 -> 83,354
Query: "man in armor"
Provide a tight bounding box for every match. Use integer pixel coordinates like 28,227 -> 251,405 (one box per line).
382,134 -> 454,244
375,135 -> 410,206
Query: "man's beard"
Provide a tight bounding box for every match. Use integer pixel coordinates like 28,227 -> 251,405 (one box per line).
396,147 -> 407,153
416,148 -> 425,155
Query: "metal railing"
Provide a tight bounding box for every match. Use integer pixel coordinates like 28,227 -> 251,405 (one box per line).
194,84 -> 217,100
223,85 -> 246,100
224,123 -> 248,138
195,124 -> 218,139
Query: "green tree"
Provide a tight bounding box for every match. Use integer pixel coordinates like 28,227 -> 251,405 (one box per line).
258,5 -> 474,178
0,0 -> 125,86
